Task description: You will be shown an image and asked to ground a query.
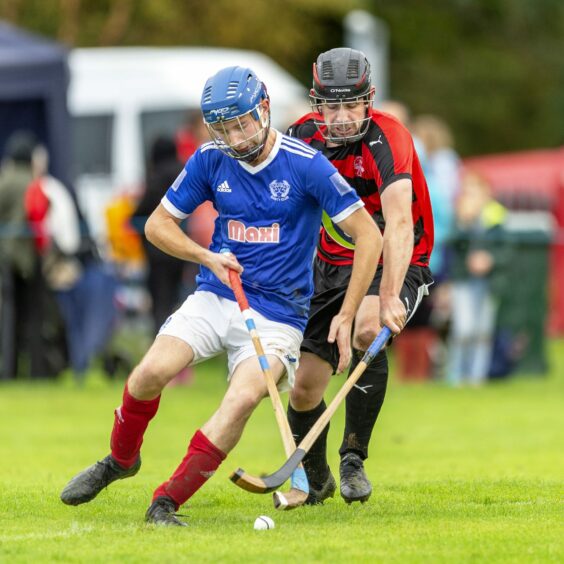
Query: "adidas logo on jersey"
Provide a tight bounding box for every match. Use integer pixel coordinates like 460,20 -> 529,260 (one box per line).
217,180 -> 232,193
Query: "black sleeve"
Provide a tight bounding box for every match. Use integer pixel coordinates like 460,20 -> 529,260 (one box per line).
286,120 -> 318,141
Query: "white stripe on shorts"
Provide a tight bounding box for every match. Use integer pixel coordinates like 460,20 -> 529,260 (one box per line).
405,281 -> 433,323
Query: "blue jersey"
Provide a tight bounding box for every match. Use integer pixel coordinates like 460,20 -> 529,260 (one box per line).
162,131 -> 363,331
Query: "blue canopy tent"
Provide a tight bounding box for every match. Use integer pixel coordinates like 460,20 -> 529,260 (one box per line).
0,21 -> 71,187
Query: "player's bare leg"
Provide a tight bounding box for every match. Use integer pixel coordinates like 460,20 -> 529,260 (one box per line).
60,336 -> 194,506
146,355 -> 285,525
202,355 -> 285,450
126,336 -> 196,399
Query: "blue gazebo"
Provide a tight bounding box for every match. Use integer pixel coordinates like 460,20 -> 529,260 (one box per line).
0,21 -> 71,187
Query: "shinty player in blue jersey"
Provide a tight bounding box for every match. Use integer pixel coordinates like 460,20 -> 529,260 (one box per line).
60,66 -> 382,526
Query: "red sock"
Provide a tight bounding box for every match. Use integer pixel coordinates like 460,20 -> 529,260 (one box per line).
110,384 -> 160,468
152,430 -> 226,509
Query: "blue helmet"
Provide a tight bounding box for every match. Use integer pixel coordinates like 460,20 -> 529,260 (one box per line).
201,66 -> 271,162
201,66 -> 268,124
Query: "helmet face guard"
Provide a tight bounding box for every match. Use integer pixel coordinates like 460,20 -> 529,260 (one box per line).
310,48 -> 373,145
201,66 -> 270,162
309,91 -> 374,145
205,105 -> 270,163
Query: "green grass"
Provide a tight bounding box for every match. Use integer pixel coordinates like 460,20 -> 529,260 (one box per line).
1,342 -> 563,563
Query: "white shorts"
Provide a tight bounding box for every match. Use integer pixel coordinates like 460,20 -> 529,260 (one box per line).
158,291 -> 303,391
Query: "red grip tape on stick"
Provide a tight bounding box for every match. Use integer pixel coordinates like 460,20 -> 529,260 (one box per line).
229,270 -> 249,310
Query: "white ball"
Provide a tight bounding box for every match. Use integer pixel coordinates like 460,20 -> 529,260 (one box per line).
253,515 -> 275,530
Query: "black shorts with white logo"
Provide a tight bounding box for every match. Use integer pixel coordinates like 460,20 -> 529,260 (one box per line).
301,258 -> 434,372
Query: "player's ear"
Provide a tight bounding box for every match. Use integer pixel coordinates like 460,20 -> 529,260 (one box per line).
310,89 -> 323,114
259,99 -> 270,126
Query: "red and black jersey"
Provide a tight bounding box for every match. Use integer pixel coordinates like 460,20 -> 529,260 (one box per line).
287,109 -> 434,267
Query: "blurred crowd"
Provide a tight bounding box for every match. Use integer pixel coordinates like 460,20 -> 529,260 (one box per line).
0,112 -> 211,384
0,105 -> 546,386
379,101 -> 528,386
0,130 -> 122,382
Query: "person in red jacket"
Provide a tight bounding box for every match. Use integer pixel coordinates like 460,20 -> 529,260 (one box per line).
285,48 -> 434,504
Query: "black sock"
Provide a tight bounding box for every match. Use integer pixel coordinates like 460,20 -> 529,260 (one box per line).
339,349 -> 388,461
287,400 -> 330,488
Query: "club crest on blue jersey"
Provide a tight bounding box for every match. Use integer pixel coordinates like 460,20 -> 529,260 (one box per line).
269,179 -> 291,202
228,220 -> 280,243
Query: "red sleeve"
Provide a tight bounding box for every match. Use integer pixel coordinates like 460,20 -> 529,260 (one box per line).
383,119 -> 414,176
24,179 -> 50,254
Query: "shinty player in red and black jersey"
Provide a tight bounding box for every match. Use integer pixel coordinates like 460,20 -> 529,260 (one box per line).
288,109 -> 433,268
284,48 -> 434,506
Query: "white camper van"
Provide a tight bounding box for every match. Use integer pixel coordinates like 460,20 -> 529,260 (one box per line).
68,47 -> 308,241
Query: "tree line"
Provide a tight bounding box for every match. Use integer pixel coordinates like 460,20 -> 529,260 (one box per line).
2,0 -> 563,156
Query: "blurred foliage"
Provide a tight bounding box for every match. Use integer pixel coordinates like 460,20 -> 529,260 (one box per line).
1,0 -> 358,85
372,0 -> 564,154
1,0 -> 563,155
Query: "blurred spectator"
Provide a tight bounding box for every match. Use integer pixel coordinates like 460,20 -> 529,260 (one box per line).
447,170 -> 509,386
0,130 -> 53,379
412,114 -> 460,280
26,145 -> 82,285
0,131 -> 37,278
105,194 -> 146,266
377,102 -> 438,381
410,114 -> 463,380
379,100 -> 426,167
104,189 -> 147,324
132,136 -> 185,334
25,145 -> 119,382
379,99 -> 411,128
175,110 -> 210,163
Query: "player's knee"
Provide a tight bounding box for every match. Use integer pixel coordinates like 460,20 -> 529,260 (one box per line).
353,325 -> 380,351
290,381 -> 322,411
128,359 -> 173,398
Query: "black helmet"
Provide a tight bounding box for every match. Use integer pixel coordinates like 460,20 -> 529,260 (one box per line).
310,48 -> 374,144
312,48 -> 371,100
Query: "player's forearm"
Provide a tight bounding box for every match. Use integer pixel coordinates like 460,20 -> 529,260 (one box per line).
340,230 -> 381,318
145,213 -> 212,267
380,220 -> 413,298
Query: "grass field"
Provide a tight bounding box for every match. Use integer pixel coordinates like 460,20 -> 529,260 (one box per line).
1,341 -> 563,563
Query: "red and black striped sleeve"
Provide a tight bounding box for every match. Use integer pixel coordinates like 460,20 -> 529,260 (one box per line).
286,113 -> 326,147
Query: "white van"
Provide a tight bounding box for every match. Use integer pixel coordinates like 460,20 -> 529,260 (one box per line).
68,47 -> 309,241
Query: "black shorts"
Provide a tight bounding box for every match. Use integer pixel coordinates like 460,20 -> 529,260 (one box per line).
301,259 -> 434,372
